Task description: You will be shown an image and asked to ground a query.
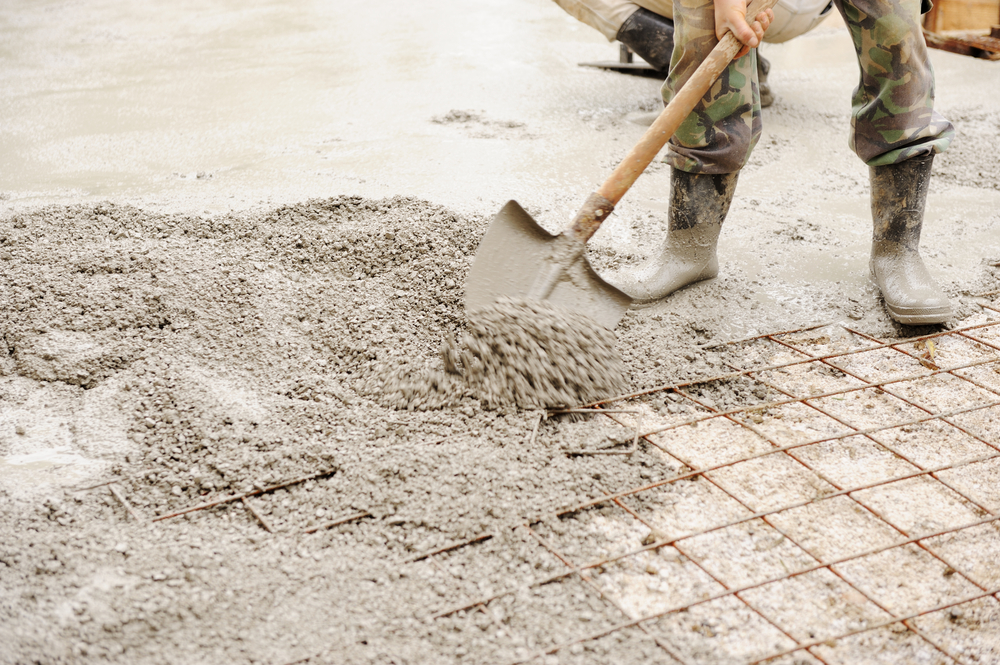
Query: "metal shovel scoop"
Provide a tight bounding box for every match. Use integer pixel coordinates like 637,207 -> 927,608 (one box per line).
465,0 -> 777,331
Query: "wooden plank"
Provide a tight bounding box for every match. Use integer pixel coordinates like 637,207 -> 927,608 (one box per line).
930,0 -> 1000,31
924,27 -> 1000,59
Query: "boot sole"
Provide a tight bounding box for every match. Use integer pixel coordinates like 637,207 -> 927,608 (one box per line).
868,267 -> 951,326
884,302 -> 952,326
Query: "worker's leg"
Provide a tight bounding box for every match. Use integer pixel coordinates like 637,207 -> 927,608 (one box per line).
869,154 -> 951,324
616,7 -> 675,71
837,0 -> 955,324
551,0 -> 675,71
609,0 -> 757,302
837,0 -> 953,166
550,0 -> 643,40
663,0 -> 762,174
613,168 -> 739,303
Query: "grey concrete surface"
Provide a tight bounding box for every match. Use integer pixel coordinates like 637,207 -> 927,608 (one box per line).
3,4 -> 1000,663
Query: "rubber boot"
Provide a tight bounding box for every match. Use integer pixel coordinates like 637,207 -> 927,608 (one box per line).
757,53 -> 774,108
616,8 -> 674,73
612,168 -> 739,303
869,153 -> 951,325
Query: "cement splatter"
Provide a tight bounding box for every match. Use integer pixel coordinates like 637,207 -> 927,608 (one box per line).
459,297 -> 628,408
377,298 -> 629,411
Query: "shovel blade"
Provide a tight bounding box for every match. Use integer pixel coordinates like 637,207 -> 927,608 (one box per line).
464,200 -> 632,330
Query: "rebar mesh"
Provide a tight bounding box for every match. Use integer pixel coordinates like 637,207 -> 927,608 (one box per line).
409,311 -> 1000,664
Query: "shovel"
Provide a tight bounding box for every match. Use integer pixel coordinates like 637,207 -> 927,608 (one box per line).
465,0 -> 777,330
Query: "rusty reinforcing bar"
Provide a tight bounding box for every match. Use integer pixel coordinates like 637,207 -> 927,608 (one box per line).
410,306 -> 1000,664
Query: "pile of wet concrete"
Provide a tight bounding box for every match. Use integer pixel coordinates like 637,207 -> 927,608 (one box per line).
1,197 -> 489,507
0,194 -> 779,665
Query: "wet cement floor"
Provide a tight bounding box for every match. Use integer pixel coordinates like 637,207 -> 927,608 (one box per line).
3,4 -> 1000,662
2,0 -> 999,326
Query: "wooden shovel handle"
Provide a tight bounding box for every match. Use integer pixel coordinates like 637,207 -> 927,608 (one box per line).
567,0 -> 779,243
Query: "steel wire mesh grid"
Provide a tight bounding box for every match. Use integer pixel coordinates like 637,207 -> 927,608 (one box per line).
407,313 -> 1000,664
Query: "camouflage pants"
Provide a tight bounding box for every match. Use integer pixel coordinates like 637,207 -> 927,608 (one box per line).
664,0 -> 954,173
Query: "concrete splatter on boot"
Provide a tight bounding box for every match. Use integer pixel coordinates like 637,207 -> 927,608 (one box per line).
611,168 -> 738,303
869,153 -> 951,325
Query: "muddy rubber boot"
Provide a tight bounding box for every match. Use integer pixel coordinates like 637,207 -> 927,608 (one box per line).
869,153 -> 951,325
611,168 -> 739,303
757,53 -> 774,108
616,8 -> 674,73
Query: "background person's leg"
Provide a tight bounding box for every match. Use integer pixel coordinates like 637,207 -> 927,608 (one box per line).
550,0 -> 641,40
552,0 -> 675,72
634,0 -> 674,18
616,7 -> 675,71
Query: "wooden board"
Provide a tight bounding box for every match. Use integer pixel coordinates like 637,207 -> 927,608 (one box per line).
924,27 -> 1000,59
924,0 -> 1000,32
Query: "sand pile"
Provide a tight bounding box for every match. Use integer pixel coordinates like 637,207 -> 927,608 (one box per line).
5,193 -> 992,665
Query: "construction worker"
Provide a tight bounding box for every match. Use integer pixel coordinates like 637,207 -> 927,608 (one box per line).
603,0 -> 954,325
